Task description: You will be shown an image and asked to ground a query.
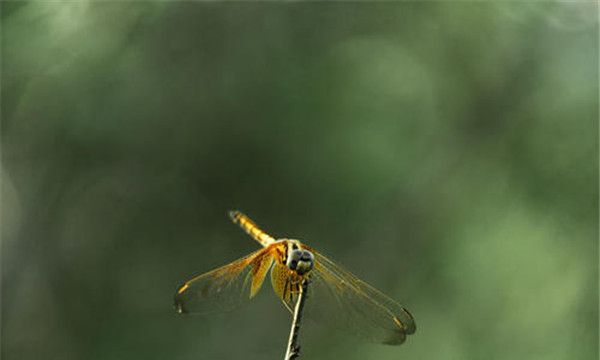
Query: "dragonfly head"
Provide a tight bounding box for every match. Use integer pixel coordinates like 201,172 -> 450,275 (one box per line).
285,240 -> 314,275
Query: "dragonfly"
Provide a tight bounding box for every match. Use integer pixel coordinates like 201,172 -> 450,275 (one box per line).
174,211 -> 416,345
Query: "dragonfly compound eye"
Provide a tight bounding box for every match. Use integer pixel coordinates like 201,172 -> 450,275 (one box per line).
286,249 -> 302,269
300,250 -> 314,262
286,248 -> 315,275
175,211 -> 416,345
293,250 -> 314,275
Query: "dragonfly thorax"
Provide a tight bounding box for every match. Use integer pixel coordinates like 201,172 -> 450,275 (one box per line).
284,239 -> 314,275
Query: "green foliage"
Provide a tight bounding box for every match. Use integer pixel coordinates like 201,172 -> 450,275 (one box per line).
2,2 -> 597,360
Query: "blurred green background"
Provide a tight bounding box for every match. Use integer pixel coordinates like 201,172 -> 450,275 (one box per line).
2,2 -> 598,360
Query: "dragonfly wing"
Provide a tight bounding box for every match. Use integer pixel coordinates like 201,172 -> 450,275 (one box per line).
305,250 -> 416,345
270,262 -> 304,313
174,246 -> 275,315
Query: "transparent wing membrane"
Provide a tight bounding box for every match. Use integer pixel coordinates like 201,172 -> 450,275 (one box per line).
174,247 -> 274,314
175,211 -> 415,346
304,250 -> 416,345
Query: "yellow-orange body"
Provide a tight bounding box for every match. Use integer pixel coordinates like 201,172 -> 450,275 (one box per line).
174,211 -> 416,345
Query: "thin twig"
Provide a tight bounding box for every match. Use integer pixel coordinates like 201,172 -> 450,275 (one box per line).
284,279 -> 309,360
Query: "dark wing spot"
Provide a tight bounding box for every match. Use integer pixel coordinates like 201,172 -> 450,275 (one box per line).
397,308 -> 416,334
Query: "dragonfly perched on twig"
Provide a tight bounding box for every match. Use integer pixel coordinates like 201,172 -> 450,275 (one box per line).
174,211 -> 416,345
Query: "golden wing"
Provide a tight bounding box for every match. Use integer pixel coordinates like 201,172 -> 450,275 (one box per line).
270,261 -> 305,312
174,246 -> 275,315
304,249 -> 416,345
